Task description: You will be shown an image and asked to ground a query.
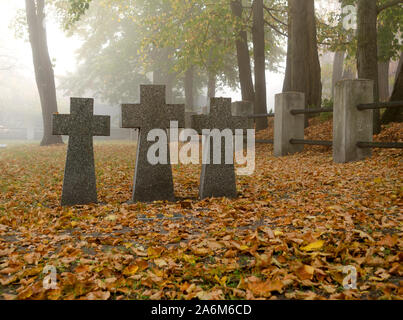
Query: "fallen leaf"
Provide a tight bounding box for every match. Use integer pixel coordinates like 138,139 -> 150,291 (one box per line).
85,291 -> 110,300
301,240 -> 324,251
296,265 -> 315,280
123,264 -> 139,276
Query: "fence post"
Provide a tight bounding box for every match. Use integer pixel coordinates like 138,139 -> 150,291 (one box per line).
333,79 -> 374,163
274,92 -> 305,157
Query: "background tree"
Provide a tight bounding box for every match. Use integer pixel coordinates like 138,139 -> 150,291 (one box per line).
252,0 -> 268,130
25,0 -> 63,146
382,52 -> 403,123
184,66 -> 195,111
357,0 -> 403,133
319,0 -> 402,130
139,0 -> 238,106
56,1 -> 155,104
58,0 -> 241,109
356,0 -> 381,133
59,0 -> 285,124
332,51 -> 345,99
378,2 -> 403,124
230,0 -> 255,104
283,0 -> 322,127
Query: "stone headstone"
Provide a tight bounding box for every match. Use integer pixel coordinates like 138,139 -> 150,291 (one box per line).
192,98 -> 249,199
52,98 -> 110,206
200,106 -> 209,115
231,101 -> 254,133
185,112 -> 197,128
121,85 -> 185,202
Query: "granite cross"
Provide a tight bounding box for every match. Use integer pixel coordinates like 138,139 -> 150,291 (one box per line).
192,98 -> 249,199
52,98 -> 110,206
121,85 -> 185,202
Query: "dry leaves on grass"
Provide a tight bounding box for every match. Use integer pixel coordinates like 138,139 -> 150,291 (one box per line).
0,123 -> 402,300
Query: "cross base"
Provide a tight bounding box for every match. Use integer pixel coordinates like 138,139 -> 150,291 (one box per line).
131,130 -> 176,202
61,136 -> 98,206
199,136 -> 237,199
199,163 -> 237,199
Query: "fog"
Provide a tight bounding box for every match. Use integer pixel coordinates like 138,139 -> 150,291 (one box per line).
0,0 -> 343,141
0,0 -> 81,134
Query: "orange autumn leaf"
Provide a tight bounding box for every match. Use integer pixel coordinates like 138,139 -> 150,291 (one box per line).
123,265 -> 139,276
296,265 -> 315,280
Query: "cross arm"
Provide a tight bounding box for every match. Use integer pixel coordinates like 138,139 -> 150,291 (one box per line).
191,115 -> 211,135
120,104 -> 142,129
92,115 -> 110,136
52,114 -> 70,136
231,116 -> 251,132
166,104 -> 185,128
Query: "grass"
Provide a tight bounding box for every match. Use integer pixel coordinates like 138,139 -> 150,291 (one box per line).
0,142 -> 401,300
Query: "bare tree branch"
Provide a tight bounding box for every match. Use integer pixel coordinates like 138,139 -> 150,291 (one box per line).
264,20 -> 288,37
263,5 -> 287,26
377,0 -> 403,14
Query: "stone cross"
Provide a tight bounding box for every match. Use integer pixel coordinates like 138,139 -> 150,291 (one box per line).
121,85 -> 185,202
52,98 -> 110,206
192,98 -> 249,199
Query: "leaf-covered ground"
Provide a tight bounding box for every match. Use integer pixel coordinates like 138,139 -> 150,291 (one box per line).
0,122 -> 402,300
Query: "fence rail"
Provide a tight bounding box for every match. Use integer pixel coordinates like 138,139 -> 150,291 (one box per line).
290,107 -> 333,115
247,113 -> 275,119
357,101 -> 403,111
357,141 -> 403,149
290,139 -> 332,146
256,139 -> 274,144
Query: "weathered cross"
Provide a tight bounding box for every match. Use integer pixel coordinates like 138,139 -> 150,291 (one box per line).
121,85 -> 185,202
52,98 -> 110,206
192,98 -> 249,199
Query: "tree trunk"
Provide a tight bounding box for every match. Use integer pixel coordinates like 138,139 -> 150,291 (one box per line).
391,61 -> 403,102
394,52 -> 403,86
153,71 -> 174,103
252,0 -> 268,131
184,66 -> 194,111
207,71 -> 216,105
283,25 -> 292,92
230,0 -> 255,103
332,51 -> 345,99
166,72 -> 175,104
378,60 -> 390,102
25,0 -> 62,146
357,0 -> 380,134
381,53 -> 403,124
342,63 -> 355,79
152,48 -> 176,104
283,0 -> 322,127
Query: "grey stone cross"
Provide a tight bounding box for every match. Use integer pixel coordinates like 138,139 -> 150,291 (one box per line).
192,98 -> 249,199
121,85 -> 185,202
52,98 -> 110,206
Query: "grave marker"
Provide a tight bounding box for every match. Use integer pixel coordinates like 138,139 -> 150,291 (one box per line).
52,98 -> 110,206
192,98 -> 249,199
121,85 -> 185,202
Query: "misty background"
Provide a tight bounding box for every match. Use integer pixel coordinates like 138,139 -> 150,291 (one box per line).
0,0 -> 399,141
0,0 -> 286,139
